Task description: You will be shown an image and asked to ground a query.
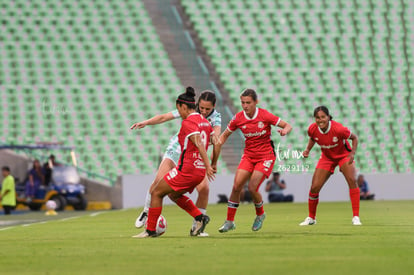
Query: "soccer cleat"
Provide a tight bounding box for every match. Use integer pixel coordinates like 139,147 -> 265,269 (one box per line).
352,216 -> 362,226
218,220 -> 236,233
299,217 -> 317,226
135,211 -> 148,228
190,220 -> 210,237
190,215 -> 210,236
132,230 -> 159,238
252,213 -> 266,231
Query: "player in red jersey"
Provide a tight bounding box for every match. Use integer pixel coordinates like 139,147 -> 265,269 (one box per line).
134,87 -> 219,238
299,106 -> 361,226
217,89 -> 292,233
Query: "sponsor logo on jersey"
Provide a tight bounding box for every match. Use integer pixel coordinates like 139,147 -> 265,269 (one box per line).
258,121 -> 264,128
199,122 -> 210,127
242,125 -> 246,129
244,130 -> 267,137
319,144 -> 339,149
193,159 -> 206,169
315,138 -> 319,140
333,136 -> 338,142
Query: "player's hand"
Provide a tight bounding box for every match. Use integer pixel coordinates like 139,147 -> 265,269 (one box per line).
277,129 -> 288,136
211,164 -> 217,174
130,122 -> 146,130
303,149 -> 310,158
348,153 -> 355,164
206,166 -> 216,182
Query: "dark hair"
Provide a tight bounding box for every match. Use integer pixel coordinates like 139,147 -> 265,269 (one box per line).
313,105 -> 333,120
273,172 -> 280,177
2,166 -> 10,172
198,90 -> 216,105
240,88 -> 258,101
176,86 -> 196,109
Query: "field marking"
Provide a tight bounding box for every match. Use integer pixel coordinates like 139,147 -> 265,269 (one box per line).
0,227 -> 14,231
90,211 -> 107,217
59,216 -> 80,222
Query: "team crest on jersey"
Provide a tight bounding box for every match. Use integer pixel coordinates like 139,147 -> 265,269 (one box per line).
258,121 -> 264,128
333,136 -> 338,142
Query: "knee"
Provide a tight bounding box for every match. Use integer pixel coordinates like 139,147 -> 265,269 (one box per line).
310,186 -> 321,194
198,184 -> 209,196
232,184 -> 243,194
247,184 -> 257,194
168,193 -> 178,202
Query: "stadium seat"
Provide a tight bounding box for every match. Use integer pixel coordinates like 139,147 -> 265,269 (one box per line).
181,0 -> 413,173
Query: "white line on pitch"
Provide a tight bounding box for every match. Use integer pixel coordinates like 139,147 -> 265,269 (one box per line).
0,227 -> 14,231
59,216 -> 80,222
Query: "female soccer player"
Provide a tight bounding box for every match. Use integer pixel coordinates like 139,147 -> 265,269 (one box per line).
134,87 -> 218,238
216,88 -> 292,233
299,106 -> 361,226
131,89 -> 221,236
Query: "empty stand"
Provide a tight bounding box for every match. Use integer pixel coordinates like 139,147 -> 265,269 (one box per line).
181,0 -> 413,173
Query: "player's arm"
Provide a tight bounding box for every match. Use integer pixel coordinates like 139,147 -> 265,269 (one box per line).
130,112 -> 176,130
189,134 -> 215,182
218,128 -> 232,145
276,120 -> 292,136
210,133 -> 221,174
348,132 -> 358,164
211,125 -> 221,145
303,138 -> 316,158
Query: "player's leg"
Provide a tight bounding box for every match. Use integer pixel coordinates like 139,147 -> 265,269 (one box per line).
133,178 -> 174,238
192,176 -> 209,236
247,170 -> 267,231
169,191 -> 210,236
195,176 -> 209,214
135,158 -> 176,228
218,169 -> 251,233
300,168 -> 331,225
339,160 -> 361,225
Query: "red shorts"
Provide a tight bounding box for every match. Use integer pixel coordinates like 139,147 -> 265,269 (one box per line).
316,155 -> 352,173
237,155 -> 275,178
164,166 -> 206,194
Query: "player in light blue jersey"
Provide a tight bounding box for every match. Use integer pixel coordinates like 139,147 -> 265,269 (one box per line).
130,90 -> 221,236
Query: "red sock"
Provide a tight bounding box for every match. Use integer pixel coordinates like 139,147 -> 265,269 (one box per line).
226,200 -> 239,221
147,207 -> 162,231
349,188 -> 360,216
308,192 -> 319,219
175,195 -> 202,218
254,201 -> 264,216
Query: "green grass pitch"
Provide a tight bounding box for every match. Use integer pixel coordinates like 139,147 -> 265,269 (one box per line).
1,200 -> 414,275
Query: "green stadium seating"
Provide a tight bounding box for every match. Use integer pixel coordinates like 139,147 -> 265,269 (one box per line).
181,0 -> 413,174
0,0 -> 232,183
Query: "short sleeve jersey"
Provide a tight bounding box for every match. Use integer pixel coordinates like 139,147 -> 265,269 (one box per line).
177,113 -> 213,171
165,109 -> 221,164
307,120 -> 352,160
227,108 -> 280,159
171,109 -> 221,127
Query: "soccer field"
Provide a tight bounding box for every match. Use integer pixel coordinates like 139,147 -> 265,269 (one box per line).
1,201 -> 414,275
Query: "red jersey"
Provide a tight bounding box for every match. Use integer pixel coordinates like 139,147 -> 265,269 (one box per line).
227,108 -> 281,159
308,120 -> 352,160
177,112 -> 213,172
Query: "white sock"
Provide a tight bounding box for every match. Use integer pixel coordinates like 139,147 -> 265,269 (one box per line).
143,190 -> 151,212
